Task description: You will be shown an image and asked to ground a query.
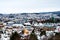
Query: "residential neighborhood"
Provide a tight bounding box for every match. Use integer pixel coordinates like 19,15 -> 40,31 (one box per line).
0,12 -> 60,40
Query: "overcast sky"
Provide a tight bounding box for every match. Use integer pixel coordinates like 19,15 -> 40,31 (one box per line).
0,0 -> 60,14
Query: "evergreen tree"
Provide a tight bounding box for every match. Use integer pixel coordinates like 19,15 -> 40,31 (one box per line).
40,30 -> 46,36
32,29 -> 34,33
29,29 -> 38,40
10,32 -> 21,40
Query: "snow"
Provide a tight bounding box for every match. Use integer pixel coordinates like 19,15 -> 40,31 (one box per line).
24,22 -> 31,26
12,24 -> 23,27
1,34 -> 10,40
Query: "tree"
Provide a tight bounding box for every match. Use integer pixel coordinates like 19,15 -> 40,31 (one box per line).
40,30 -> 46,36
29,29 -> 38,40
32,29 -> 34,33
10,32 -> 21,40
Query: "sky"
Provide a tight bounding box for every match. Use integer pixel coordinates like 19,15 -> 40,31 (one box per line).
0,0 -> 60,14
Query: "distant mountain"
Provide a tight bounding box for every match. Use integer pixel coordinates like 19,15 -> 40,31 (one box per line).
48,11 -> 60,16
0,11 -> 60,17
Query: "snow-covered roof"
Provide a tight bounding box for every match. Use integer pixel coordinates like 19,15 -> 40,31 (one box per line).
1,34 -> 10,40
34,23 -> 44,28
56,26 -> 60,29
12,24 -> 23,27
3,23 -> 6,25
9,26 -> 12,28
24,22 -> 31,25
7,21 -> 14,23
54,30 -> 59,33
55,26 -> 60,33
39,23 -> 44,26
34,23 -> 39,26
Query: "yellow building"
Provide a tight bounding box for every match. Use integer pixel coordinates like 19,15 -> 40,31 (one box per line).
23,28 -> 29,35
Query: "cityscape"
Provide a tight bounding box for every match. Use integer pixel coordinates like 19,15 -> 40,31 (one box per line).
0,0 -> 60,40
0,11 -> 60,40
